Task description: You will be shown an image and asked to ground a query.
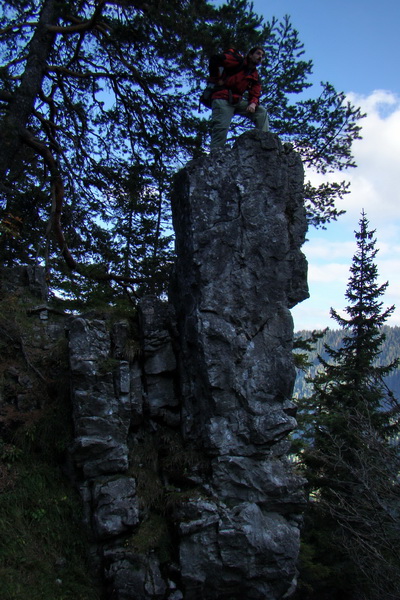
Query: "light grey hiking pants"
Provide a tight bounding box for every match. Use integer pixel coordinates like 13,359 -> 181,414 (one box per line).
210,98 -> 269,151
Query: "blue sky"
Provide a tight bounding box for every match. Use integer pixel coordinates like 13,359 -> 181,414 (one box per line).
249,0 -> 400,331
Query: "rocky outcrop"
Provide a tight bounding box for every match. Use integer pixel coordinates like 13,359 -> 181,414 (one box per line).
67,131 -> 309,599
170,130 -> 308,598
0,264 -> 48,301
171,130 -> 308,455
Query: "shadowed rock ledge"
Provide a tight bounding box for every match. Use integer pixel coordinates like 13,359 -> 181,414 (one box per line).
67,130 -> 309,600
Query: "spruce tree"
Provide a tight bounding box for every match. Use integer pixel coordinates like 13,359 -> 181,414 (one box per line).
295,212 -> 400,600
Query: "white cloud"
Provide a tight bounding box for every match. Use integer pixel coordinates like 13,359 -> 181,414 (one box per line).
308,262 -> 349,284
292,301 -> 334,332
340,90 -> 400,224
308,90 -> 400,227
304,238 -> 355,262
295,90 -> 400,330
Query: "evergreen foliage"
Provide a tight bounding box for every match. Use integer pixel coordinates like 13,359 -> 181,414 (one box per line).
294,213 -> 400,600
0,0 -> 363,305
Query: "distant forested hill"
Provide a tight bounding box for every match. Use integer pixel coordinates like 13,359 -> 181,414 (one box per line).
294,325 -> 400,399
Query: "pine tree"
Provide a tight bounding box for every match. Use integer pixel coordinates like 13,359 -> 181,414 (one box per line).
0,0 -> 363,301
295,212 -> 400,600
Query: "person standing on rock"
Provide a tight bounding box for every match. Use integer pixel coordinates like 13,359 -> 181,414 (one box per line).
209,47 -> 269,151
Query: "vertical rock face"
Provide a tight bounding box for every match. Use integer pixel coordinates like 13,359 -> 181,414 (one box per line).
170,130 -> 308,599
0,132 -> 308,599
0,265 -> 48,301
171,131 -> 308,453
66,131 -> 309,600
67,307 -> 176,599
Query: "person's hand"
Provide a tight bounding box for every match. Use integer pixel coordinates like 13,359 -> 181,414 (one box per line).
247,103 -> 256,113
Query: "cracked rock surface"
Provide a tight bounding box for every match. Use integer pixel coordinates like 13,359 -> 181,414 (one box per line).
170,130 -> 308,599
67,131 -> 308,600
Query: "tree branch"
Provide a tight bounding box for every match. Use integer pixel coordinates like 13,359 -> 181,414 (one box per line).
0,0 -> 59,176
46,2 -> 110,34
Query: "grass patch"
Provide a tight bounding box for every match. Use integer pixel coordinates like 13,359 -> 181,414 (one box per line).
0,456 -> 100,600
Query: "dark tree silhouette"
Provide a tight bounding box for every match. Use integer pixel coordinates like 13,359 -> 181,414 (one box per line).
295,212 -> 400,600
0,0 -> 363,303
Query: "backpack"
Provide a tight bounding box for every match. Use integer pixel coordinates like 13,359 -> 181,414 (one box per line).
199,49 -> 245,109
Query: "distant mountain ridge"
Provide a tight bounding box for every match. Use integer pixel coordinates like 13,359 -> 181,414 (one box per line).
294,325 -> 400,399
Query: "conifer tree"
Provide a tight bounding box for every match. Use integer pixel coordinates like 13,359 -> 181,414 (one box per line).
0,0 -> 363,303
295,212 -> 400,600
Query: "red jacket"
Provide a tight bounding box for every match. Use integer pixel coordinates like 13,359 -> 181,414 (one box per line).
211,51 -> 262,106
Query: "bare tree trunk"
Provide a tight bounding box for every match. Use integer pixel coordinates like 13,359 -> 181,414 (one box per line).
0,0 -> 59,177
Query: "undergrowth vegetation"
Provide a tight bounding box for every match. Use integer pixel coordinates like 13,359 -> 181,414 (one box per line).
0,457 -> 100,600
0,287 -> 100,600
125,428 -> 208,561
